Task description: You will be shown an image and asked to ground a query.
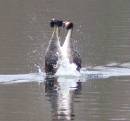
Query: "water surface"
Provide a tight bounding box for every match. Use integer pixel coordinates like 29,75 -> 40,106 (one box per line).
0,0 -> 130,121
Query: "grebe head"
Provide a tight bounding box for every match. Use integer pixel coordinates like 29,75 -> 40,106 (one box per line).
50,18 -> 63,28
63,21 -> 74,30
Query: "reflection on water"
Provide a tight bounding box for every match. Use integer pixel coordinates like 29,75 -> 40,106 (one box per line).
45,77 -> 81,121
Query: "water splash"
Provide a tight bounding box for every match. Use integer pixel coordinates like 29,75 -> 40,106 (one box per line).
56,58 -> 80,77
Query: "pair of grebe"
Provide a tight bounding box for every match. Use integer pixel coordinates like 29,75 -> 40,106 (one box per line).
45,19 -> 81,75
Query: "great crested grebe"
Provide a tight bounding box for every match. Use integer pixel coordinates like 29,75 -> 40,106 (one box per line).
45,19 -> 63,75
62,21 -> 82,71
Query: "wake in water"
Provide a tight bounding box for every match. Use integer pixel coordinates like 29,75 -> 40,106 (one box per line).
0,63 -> 130,84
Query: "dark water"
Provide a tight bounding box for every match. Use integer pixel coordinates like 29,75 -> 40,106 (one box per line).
0,0 -> 130,121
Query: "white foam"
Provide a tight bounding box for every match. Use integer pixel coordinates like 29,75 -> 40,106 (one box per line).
56,58 -> 80,77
